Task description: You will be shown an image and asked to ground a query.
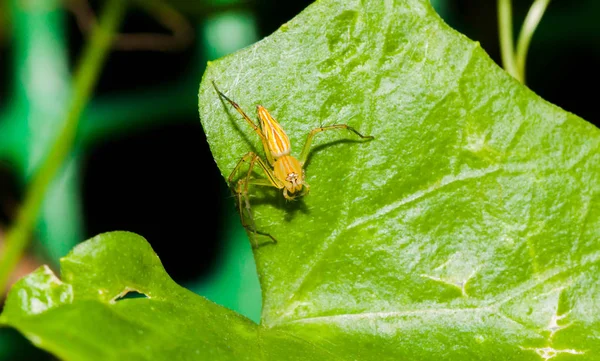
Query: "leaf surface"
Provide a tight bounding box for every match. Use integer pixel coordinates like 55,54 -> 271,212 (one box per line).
3,0 -> 600,360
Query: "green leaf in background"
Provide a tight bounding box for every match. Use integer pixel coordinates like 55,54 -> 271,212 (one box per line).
3,0 -> 600,360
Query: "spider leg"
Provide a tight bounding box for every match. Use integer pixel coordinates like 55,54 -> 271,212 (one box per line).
228,152 -> 284,246
298,124 -> 374,165
213,81 -> 276,165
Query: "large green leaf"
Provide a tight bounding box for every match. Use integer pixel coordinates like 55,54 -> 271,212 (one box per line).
2,0 -> 600,360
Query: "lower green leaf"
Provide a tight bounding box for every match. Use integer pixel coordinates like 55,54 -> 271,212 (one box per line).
0,232 -> 262,360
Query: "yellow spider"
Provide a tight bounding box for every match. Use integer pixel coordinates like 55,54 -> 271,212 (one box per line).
213,82 -> 373,245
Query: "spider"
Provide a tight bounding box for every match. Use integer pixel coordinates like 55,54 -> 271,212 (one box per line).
213,81 -> 373,245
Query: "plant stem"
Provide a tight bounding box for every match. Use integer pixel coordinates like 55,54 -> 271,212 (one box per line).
497,0 -> 521,82
515,0 -> 551,80
0,0 -> 126,293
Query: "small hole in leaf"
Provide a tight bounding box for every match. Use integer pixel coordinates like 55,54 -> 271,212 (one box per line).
112,289 -> 148,303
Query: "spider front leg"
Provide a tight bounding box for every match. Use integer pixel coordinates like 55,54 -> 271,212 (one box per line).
228,152 -> 284,247
298,124 -> 374,165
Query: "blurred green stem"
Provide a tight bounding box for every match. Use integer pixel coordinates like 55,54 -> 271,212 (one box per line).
498,0 -> 551,83
0,0 -> 126,293
498,0 -> 520,81
515,0 -> 551,80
